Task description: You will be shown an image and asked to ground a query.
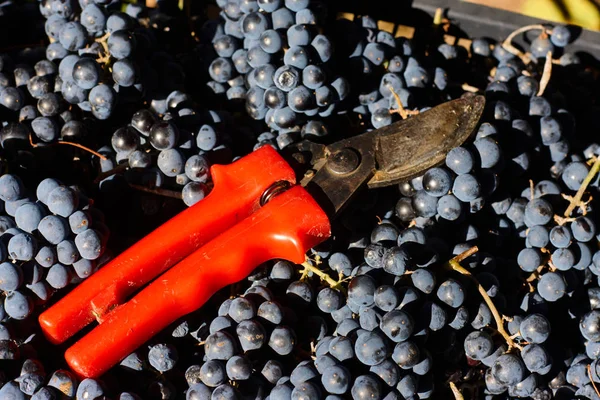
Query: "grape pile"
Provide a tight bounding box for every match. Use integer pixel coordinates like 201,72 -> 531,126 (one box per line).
0,174 -> 108,321
102,99 -> 221,207
3,1 -> 600,399
204,0 -> 349,148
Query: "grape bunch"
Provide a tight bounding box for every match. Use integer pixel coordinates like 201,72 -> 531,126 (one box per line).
0,174 -> 109,324
39,0 -> 172,121
205,0 -> 349,148
97,88 -> 244,207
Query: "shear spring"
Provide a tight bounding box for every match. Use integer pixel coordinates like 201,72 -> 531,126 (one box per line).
260,180 -> 292,206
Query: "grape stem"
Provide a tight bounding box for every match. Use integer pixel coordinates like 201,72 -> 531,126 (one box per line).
29,134 -> 108,160
501,24 -> 550,65
94,162 -> 130,183
300,256 -> 348,292
449,382 -> 464,400
447,246 -> 523,350
588,364 -> 600,398
389,87 -> 420,119
461,83 -> 480,93
537,51 -> 553,96
128,183 -> 182,199
564,156 -> 600,217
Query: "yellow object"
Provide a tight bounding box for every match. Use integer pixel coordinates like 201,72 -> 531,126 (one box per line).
464,0 -> 600,31
522,0 -> 600,30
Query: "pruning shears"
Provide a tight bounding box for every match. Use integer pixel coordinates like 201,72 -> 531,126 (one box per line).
38,95 -> 485,378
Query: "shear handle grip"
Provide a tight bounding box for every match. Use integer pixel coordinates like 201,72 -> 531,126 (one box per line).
39,146 -> 296,345
64,186 -> 331,379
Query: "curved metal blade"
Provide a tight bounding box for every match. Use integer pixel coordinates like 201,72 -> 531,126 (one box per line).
368,95 -> 485,188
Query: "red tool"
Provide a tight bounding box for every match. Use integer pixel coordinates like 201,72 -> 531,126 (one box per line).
39,95 -> 484,378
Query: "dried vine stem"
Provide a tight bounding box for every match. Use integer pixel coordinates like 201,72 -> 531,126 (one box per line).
447,246 -> 522,350
537,51 -> 553,96
389,87 -> 419,119
128,183 -> 182,199
449,382 -> 464,400
588,364 -> 600,398
94,162 -> 130,183
29,134 -> 108,160
564,156 -> 600,217
501,24 -> 549,64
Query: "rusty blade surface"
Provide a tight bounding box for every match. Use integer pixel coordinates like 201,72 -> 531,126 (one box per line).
368,94 -> 485,188
288,95 -> 485,217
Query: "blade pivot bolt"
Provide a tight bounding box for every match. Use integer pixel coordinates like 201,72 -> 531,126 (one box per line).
328,148 -> 360,175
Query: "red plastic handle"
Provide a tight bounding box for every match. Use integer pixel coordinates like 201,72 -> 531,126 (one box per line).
39,146 -> 296,344
64,185 -> 331,378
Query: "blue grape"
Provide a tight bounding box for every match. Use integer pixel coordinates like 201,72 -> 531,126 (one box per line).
537,271 -> 566,301
530,35 -> 554,59
464,331 -> 494,360
474,137 -> 502,168
436,279 -> 465,308
148,343 -> 178,372
0,261 -> 22,291
74,229 -> 103,260
268,326 -> 295,355
412,190 -> 438,218
89,84 -> 116,120
73,258 -> 94,279
422,167 -> 452,197
182,182 -> 207,207
321,365 -> 350,395
46,263 -> 71,289
76,379 -> 104,400
437,194 -> 462,220
329,336 -> 355,361
0,175 -> 24,202
411,269 -> 436,294
157,149 -> 185,177
452,174 -> 480,202
517,248 -> 542,272
491,354 -> 525,385
15,203 -> 45,233
57,240 -> 79,265
4,290 -> 32,320
258,0 -> 282,13
519,313 -> 550,344
316,288 -> 342,313
72,57 -> 100,90
446,147 -> 474,175
186,383 -> 212,400
580,310 -> 600,341
380,309 -> 413,342
36,245 -> 57,268
47,186 -> 78,218
107,30 -> 135,59
241,12 -> 269,39
348,275 -> 376,306
562,161 -> 589,191
526,225 -> 549,248
59,22 -> 87,51
524,198 -> 553,226
8,233 -> 37,261
571,217 -> 595,242
551,25 -> 571,47
351,375 -> 381,400
112,59 -> 136,87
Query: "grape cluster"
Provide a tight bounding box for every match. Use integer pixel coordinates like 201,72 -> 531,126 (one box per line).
0,174 -> 108,324
205,0 -> 349,148
39,0 -> 151,120
100,95 -> 228,207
